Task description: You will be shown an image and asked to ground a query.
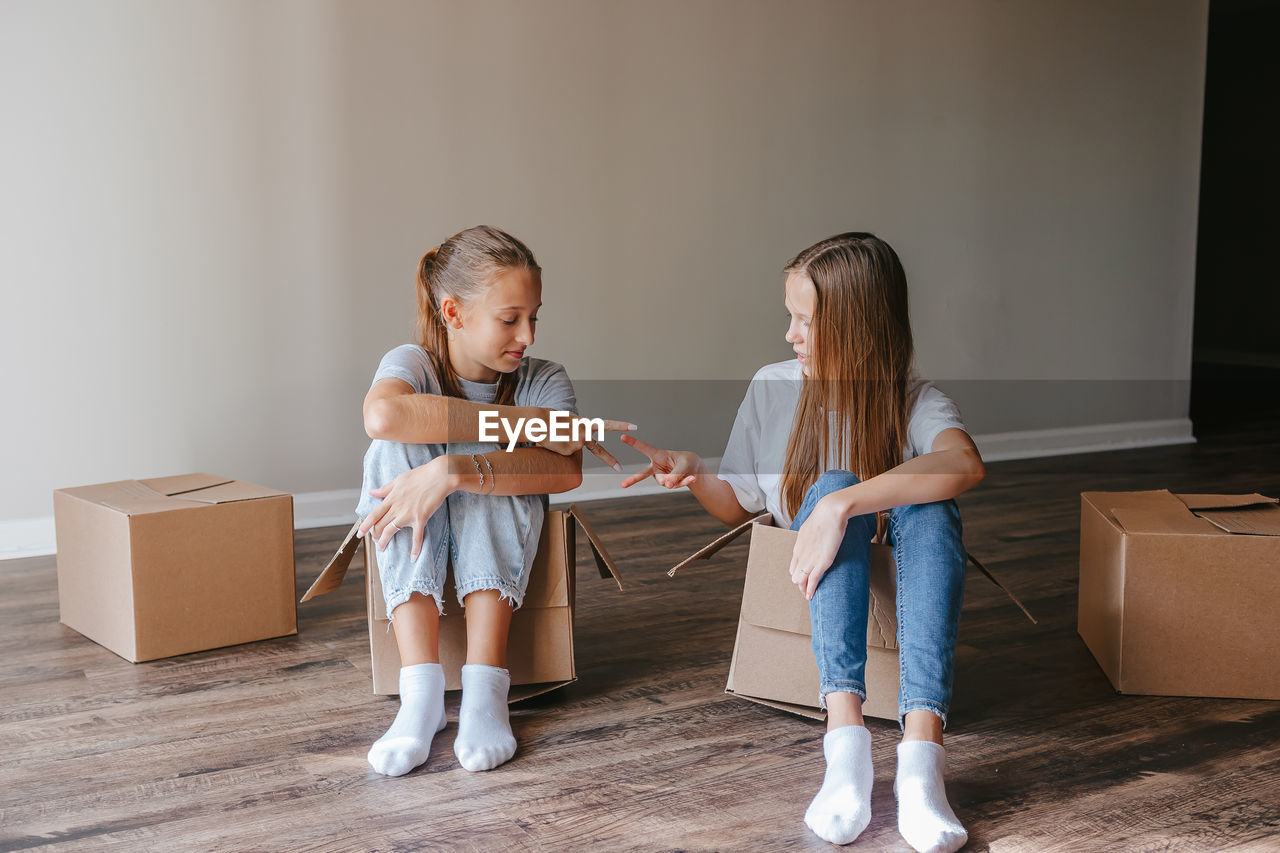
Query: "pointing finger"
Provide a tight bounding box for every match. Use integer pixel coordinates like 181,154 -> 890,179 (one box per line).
600,420 -> 639,432
621,462 -> 654,488
586,441 -> 622,472
619,434 -> 665,460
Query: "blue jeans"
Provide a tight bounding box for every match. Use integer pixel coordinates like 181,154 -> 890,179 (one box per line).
355,437 -> 545,617
791,470 -> 966,728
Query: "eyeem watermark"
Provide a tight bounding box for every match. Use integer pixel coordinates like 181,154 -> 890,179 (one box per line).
478,410 -> 605,452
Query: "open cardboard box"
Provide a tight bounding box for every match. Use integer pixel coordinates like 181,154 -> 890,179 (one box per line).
670,514 -> 1032,721
1079,490 -> 1280,700
53,473 -> 297,662
302,504 -> 622,700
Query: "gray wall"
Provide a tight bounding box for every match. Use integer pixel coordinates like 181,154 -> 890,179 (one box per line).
0,0 -> 1208,522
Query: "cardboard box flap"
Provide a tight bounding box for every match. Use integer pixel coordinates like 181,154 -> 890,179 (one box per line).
93,480 -> 208,516
1176,493 -> 1278,510
666,514 -> 772,577
725,689 -> 824,722
168,480 -> 288,504
565,504 -> 624,590
739,524 -> 811,635
510,679 -> 576,703
140,473 -> 234,496
1086,489 -> 1217,536
1111,507 -> 1221,536
1083,490 -> 1186,529
966,552 -> 1038,624
1191,503 -> 1280,537
300,520 -> 362,602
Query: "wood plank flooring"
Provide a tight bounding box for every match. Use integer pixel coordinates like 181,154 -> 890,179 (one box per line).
2,416 -> 1278,851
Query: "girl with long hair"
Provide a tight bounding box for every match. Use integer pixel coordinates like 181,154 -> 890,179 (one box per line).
354,225 -> 628,777
621,232 -> 982,851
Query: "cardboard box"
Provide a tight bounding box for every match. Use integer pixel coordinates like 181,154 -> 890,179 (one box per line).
1078,490 -> 1280,700
302,504 -> 622,700
668,515 -> 898,720
53,472 -> 297,662
671,514 -> 1032,721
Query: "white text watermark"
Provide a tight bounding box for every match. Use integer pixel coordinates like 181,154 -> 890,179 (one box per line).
478,410 -> 605,452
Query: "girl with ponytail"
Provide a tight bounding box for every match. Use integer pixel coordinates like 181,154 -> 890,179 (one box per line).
619,233 -> 984,852
354,225 -> 631,777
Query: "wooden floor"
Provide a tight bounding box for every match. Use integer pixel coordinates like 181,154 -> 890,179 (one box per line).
3,415 -> 1279,852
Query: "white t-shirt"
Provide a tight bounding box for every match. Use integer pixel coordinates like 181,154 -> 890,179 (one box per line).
717,359 -> 966,527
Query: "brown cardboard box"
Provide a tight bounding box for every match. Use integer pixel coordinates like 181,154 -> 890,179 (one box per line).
671,514 -> 1031,722
670,515 -> 900,721
1078,490 -> 1280,700
302,504 -> 622,700
53,473 -> 297,662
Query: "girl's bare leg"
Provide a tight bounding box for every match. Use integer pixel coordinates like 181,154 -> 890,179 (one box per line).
902,709 -> 943,744
391,592 -> 441,664
826,691 -> 866,731
462,589 -> 513,666
454,589 -> 518,771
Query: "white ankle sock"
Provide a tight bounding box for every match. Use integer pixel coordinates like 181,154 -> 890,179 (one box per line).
453,664 -> 517,772
895,740 -> 968,853
367,663 -> 446,777
804,725 -> 874,845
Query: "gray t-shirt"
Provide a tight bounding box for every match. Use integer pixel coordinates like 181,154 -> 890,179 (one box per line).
369,344 -> 577,414
355,345 -> 577,519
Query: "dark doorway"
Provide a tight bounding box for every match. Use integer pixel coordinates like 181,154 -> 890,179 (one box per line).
1190,0 -> 1280,436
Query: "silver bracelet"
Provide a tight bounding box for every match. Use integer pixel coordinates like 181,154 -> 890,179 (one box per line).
469,453 -> 486,491
479,453 -> 496,494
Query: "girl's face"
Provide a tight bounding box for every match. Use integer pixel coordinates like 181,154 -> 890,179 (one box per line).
444,267 -> 542,383
784,271 -> 817,376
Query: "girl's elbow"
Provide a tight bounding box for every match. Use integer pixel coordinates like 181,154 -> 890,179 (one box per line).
363,400 -> 394,440
560,452 -> 584,492
967,453 -> 987,488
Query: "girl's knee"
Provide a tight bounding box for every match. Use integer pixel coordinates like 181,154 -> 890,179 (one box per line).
364,438 -> 421,472
895,499 -> 961,533
810,469 -> 861,498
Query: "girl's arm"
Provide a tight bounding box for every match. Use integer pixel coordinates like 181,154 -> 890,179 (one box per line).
363,378 -> 544,444
619,435 -> 757,527
358,448 -> 583,558
788,428 -> 985,600
688,464 -> 758,527
447,448 -> 583,496
364,378 -> 631,469
823,428 -> 986,518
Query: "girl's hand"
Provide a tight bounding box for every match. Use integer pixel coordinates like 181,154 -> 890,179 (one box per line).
789,495 -> 850,601
357,456 -> 456,560
536,413 -> 637,472
619,435 -> 705,489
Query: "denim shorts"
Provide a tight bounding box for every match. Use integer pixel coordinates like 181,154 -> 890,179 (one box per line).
355,437 -> 544,617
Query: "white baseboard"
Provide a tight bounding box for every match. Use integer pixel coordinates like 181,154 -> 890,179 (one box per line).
0,418 -> 1196,561
972,417 -> 1195,462
0,517 -> 58,562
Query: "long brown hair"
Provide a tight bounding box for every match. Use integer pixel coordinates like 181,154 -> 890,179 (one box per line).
780,233 -> 914,530
415,225 -> 541,405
